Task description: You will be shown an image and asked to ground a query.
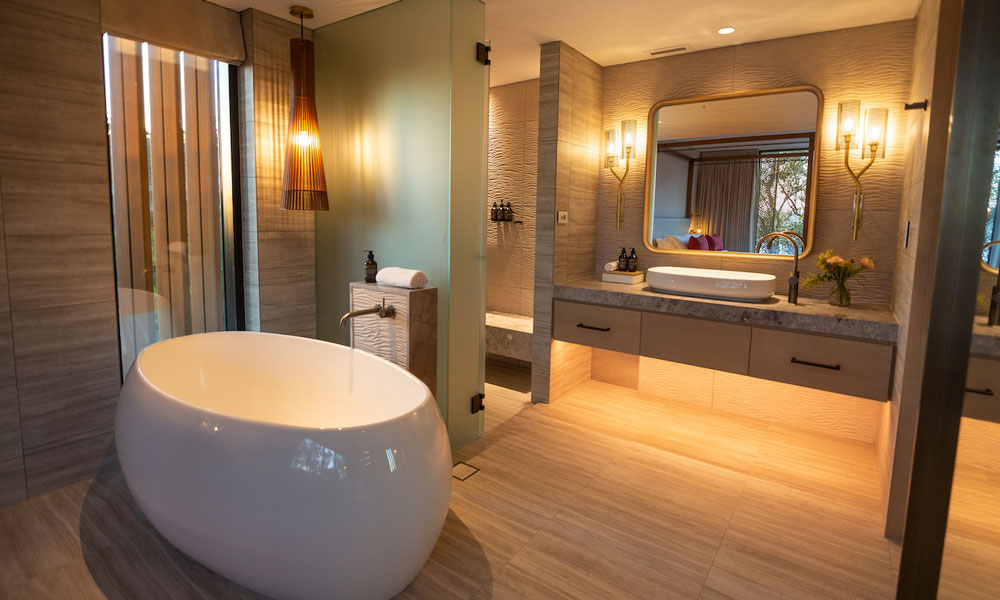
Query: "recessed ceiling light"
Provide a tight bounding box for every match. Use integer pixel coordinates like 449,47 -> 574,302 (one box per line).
717,27 -> 735,35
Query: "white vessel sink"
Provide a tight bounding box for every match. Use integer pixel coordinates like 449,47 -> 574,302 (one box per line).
646,266 -> 776,302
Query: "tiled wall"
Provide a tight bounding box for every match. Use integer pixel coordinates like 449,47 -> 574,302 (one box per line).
532,41 -> 603,403
240,9 -> 317,338
595,21 -> 915,305
487,79 -> 538,317
0,0 -> 121,505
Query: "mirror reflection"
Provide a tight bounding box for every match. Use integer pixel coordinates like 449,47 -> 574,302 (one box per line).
982,128 -> 999,269
647,90 -> 819,255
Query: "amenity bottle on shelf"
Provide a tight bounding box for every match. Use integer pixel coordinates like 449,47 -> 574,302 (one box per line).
364,250 -> 377,283
627,248 -> 638,272
506,202 -> 514,221
491,202 -> 498,222
617,248 -> 628,272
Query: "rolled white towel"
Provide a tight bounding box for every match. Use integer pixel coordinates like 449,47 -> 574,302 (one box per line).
376,267 -> 428,289
604,261 -> 617,272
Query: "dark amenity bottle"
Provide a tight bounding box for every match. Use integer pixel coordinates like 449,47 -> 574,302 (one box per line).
627,248 -> 638,272
617,247 -> 628,272
364,250 -> 377,283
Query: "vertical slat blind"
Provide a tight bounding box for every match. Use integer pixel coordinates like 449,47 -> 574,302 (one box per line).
105,35 -> 228,374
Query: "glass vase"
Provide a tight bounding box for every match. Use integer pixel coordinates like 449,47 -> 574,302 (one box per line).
829,281 -> 851,307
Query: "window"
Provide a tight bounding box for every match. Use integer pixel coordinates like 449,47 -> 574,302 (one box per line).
755,150 -> 809,254
103,34 -> 241,375
983,143 -> 999,267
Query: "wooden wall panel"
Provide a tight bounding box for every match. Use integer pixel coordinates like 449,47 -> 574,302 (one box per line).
0,0 -> 120,506
240,9 -> 317,338
595,21 -> 915,306
532,41 -> 604,403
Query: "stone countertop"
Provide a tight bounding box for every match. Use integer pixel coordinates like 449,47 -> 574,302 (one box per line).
554,279 -> 899,344
971,316 -> 1000,359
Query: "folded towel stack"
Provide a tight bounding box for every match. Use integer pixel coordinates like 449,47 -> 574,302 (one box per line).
376,267 -> 428,289
604,261 -> 617,272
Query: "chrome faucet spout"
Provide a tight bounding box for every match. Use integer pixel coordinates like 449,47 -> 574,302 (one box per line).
340,299 -> 397,328
756,232 -> 800,304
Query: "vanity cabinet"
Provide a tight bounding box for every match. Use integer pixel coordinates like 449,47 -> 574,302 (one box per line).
963,357 -> 1000,423
552,300 -> 641,354
748,328 -> 894,401
640,312 -> 751,374
551,299 -> 896,401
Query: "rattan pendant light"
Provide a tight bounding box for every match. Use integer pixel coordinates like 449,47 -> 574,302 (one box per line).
281,6 -> 328,210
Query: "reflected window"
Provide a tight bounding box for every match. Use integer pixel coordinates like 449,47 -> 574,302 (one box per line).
983,141 -> 999,267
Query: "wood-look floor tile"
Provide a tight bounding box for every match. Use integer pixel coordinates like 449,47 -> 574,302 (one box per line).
634,398 -> 769,475
938,462 -> 1000,599
750,423 -> 882,511
483,382 -> 530,434
0,379 -> 914,599
707,477 -> 892,599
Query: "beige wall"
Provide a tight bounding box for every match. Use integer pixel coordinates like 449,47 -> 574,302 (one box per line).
240,9 -> 317,337
0,0 -> 121,506
596,21 -> 915,305
487,79 -> 538,317
532,41 -> 603,403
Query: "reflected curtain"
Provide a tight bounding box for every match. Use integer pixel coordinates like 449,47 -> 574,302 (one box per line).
691,152 -> 758,252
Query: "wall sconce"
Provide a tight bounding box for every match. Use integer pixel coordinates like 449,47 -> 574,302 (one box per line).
281,6 -> 328,211
837,100 -> 888,240
605,119 -> 636,230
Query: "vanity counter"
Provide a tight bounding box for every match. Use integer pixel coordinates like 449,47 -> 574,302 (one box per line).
554,279 -> 898,344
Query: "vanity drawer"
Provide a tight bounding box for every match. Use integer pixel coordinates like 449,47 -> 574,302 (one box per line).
640,313 -> 750,374
963,357 -> 1000,424
552,300 -> 641,354
748,328 -> 893,401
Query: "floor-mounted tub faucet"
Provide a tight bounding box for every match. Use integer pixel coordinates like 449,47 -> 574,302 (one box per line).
755,232 -> 801,304
340,298 -> 396,328
984,240 -> 1000,326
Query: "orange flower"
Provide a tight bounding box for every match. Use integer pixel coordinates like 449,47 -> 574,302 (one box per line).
826,255 -> 845,266
860,257 -> 875,271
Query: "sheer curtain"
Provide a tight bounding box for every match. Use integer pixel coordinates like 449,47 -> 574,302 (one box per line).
104,35 -> 230,374
691,153 -> 758,252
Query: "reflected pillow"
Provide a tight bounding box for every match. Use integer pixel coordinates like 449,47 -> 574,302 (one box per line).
659,236 -> 685,250
706,235 -> 724,251
688,235 -> 709,250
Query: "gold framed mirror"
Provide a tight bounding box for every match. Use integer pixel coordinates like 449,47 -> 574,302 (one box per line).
642,86 -> 822,259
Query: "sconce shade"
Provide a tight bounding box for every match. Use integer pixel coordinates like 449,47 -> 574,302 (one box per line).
282,38 -> 328,211
836,100 -> 860,150
604,128 -> 619,167
862,108 -> 888,159
621,119 -> 637,156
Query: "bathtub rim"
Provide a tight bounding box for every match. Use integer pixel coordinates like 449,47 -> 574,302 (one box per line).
128,330 -> 437,433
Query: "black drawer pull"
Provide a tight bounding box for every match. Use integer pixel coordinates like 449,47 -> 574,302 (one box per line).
577,323 -> 611,332
965,387 -> 995,396
790,357 -> 841,371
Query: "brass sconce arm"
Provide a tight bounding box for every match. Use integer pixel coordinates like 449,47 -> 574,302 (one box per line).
609,148 -> 632,231
843,135 -> 879,241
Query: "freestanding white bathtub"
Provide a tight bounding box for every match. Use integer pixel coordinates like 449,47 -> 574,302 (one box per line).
116,331 -> 452,600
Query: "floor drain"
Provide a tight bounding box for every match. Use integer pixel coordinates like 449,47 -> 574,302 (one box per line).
451,461 -> 479,481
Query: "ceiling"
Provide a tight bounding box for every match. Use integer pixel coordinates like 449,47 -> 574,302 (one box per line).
484,0 -> 919,86
210,0 -> 920,87
208,0 -> 396,27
